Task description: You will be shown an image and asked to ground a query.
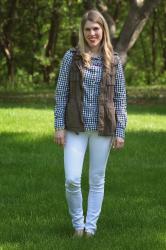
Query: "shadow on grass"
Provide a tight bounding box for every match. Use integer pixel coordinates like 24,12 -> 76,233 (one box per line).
0,90 -> 54,111
0,99 -> 166,115
0,130 -> 166,249
127,103 -> 166,115
0,100 -> 54,110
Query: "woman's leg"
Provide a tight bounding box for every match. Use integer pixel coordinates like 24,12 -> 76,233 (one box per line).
85,132 -> 113,235
64,131 -> 88,231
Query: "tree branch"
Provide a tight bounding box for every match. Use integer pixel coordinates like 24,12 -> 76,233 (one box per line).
115,0 -> 161,64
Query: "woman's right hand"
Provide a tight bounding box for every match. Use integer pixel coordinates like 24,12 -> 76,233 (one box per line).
54,129 -> 66,146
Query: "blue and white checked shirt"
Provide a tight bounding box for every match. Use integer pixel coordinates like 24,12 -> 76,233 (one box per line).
54,49 -> 127,138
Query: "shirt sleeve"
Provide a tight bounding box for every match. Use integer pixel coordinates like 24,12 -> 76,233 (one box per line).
54,49 -> 73,129
113,56 -> 127,139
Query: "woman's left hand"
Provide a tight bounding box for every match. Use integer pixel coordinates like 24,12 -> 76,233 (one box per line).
112,137 -> 124,149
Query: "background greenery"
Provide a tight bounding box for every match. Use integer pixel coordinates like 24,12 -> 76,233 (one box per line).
0,0 -> 166,90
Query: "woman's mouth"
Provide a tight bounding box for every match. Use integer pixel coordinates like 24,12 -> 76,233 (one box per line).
88,37 -> 97,42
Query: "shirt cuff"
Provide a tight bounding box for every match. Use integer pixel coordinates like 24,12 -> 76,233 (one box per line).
55,118 -> 65,130
115,127 -> 125,139
55,126 -> 65,130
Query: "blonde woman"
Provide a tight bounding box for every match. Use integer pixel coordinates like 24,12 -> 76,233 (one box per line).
54,9 -> 127,237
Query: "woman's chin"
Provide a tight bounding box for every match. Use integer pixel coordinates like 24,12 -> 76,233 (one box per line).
88,43 -> 99,49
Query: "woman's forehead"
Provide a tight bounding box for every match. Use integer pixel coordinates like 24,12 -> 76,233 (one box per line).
84,20 -> 101,29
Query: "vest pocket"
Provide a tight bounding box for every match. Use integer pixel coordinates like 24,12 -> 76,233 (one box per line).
65,101 -> 82,128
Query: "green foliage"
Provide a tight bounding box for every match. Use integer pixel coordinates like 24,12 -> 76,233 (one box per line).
155,71 -> 166,85
0,0 -> 165,89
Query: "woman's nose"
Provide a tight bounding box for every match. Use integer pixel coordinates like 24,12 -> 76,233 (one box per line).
89,29 -> 95,36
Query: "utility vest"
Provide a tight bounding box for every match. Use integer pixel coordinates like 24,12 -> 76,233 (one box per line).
65,48 -> 118,136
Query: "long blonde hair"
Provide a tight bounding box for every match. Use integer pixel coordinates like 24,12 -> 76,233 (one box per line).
78,9 -> 114,74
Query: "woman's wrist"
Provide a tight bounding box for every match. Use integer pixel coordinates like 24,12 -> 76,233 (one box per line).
55,127 -> 65,131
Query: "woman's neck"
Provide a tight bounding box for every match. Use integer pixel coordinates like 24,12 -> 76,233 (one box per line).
88,46 -> 102,56
90,50 -> 102,57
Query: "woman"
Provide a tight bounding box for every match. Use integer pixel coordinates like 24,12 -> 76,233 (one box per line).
54,9 -> 127,237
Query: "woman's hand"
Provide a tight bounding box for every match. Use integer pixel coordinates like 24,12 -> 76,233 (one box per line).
54,129 -> 66,146
112,137 -> 124,149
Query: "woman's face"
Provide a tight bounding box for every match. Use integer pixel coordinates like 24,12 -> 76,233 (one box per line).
83,20 -> 103,50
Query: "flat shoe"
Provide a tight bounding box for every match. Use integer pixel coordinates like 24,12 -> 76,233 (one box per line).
73,229 -> 84,238
85,231 -> 94,238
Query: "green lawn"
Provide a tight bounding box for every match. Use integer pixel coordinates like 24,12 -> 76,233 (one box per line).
0,102 -> 166,250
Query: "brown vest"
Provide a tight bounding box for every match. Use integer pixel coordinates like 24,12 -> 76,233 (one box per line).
65,48 -> 118,136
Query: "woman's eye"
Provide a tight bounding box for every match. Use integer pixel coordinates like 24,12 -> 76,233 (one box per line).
84,27 -> 100,32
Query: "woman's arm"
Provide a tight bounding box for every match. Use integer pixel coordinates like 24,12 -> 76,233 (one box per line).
54,49 -> 73,146
54,49 -> 73,130
113,56 -> 127,147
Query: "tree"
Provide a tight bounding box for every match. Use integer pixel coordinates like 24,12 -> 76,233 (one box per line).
89,0 -> 161,64
0,0 -> 165,87
115,0 -> 162,64
0,0 -> 18,84
43,0 -> 63,84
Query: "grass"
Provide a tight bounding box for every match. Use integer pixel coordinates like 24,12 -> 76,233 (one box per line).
0,102 -> 166,250
0,84 -> 166,105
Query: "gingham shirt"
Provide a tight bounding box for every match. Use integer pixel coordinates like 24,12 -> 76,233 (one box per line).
54,49 -> 127,138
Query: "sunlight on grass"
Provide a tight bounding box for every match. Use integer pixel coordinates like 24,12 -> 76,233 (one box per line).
0,106 -> 166,137
0,104 -> 166,250
0,108 -> 53,136
128,114 -> 166,132
0,243 -> 22,250
157,233 -> 166,244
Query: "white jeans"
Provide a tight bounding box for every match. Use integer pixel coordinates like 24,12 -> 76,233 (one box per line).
64,131 -> 113,235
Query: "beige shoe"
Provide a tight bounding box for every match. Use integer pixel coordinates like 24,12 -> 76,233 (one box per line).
73,229 -> 84,238
85,231 -> 94,238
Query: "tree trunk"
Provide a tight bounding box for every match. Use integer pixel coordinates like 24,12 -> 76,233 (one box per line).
0,0 -> 18,85
83,0 -> 96,10
71,31 -> 79,47
115,0 -> 161,64
97,1 -> 116,41
0,41 -> 14,84
43,0 -> 61,84
151,10 -> 157,74
112,0 -> 122,21
157,3 -> 166,72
